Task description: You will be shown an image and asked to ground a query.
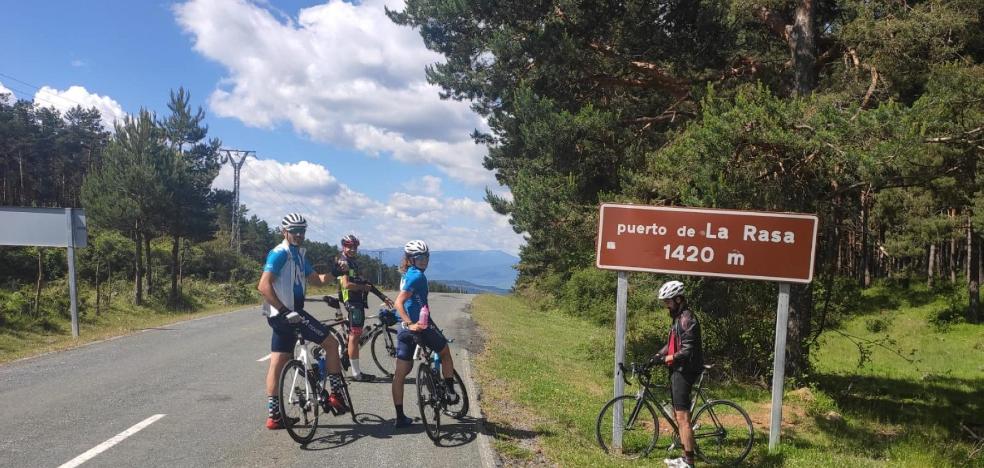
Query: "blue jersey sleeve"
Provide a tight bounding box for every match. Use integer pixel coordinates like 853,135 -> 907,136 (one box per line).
401,269 -> 422,292
263,249 -> 288,275
303,257 -> 314,276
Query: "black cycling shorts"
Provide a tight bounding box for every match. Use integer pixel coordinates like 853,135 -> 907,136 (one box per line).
345,304 -> 366,333
267,307 -> 330,353
670,371 -> 701,411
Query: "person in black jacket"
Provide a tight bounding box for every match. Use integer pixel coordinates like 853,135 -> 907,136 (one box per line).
653,280 -> 703,468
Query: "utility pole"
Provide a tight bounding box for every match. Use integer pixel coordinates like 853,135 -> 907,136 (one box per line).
220,149 -> 254,253
363,249 -> 385,285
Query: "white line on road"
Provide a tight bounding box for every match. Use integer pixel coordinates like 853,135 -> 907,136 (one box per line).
58,414 -> 166,468
257,353 -> 271,362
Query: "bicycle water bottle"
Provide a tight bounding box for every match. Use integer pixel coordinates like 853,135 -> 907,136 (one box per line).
317,355 -> 327,380
418,304 -> 430,329
431,350 -> 441,373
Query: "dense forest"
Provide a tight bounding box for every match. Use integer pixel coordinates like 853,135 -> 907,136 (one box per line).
390,0 -> 983,377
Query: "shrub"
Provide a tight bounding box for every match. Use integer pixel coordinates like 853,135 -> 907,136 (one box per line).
865,317 -> 889,333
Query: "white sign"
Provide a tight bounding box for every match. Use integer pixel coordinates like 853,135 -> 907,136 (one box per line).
0,207 -> 87,247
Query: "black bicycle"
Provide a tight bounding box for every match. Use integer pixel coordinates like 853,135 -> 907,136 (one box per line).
277,317 -> 357,444
406,323 -> 470,442
595,361 -> 754,465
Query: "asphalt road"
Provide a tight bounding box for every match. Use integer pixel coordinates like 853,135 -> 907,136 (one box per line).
0,292 -> 491,468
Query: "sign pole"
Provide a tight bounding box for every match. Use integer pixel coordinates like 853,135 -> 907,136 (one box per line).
612,271 -> 628,450
65,208 -> 80,338
768,282 -> 791,452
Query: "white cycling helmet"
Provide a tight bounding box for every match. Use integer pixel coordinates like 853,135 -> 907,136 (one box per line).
404,239 -> 429,257
280,213 -> 307,231
657,280 -> 685,300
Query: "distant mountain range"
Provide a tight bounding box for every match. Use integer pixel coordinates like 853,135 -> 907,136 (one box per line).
375,248 -> 518,291
431,280 -> 511,295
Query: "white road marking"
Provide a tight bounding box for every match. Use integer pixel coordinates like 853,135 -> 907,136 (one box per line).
57,414 -> 166,468
257,353 -> 271,362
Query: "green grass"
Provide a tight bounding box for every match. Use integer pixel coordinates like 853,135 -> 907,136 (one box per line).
0,279 -> 260,364
471,291 -> 983,467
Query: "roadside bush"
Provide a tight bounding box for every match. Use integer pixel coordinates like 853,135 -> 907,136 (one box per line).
865,317 -> 889,333
558,267 -> 616,325
928,292 -> 965,331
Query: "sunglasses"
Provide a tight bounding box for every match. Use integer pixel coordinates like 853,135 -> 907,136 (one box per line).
286,228 -> 306,235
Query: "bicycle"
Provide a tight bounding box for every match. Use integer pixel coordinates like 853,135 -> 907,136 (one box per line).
405,322 -> 470,442
277,316 -> 357,444
595,361 -> 754,465
305,294 -> 399,378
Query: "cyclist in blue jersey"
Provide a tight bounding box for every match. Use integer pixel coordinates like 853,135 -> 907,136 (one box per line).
257,213 -> 348,430
390,240 -> 457,428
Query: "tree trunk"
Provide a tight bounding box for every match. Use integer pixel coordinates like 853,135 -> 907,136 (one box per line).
859,191 -> 870,288
145,236 -> 153,295
785,283 -> 814,377
34,248 -> 43,316
790,0 -> 817,96
170,234 -> 180,302
928,244 -> 936,289
951,208 -> 958,283
107,261 -> 113,307
968,217 -> 980,323
134,230 -> 143,306
95,260 -> 101,316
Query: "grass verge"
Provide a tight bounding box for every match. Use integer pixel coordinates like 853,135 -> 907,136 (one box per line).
471,293 -> 983,467
0,279 -> 260,364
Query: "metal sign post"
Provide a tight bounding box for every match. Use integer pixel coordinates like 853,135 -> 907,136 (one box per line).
769,283 -> 791,451
595,203 -> 818,453
1,207 -> 87,338
612,271 -> 628,450
65,208 -> 80,337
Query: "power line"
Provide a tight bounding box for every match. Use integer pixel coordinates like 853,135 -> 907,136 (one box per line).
0,71 -> 91,109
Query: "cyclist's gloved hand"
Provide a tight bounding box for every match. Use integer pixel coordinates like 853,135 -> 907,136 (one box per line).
648,354 -> 664,366
285,311 -> 302,324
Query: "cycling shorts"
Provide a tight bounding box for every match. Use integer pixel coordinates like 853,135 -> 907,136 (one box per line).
345,304 -> 366,334
395,326 -> 448,361
267,306 -> 330,353
670,371 -> 701,411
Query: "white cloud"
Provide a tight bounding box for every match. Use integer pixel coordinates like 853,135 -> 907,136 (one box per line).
71,59 -> 87,68
174,0 -> 494,186
0,81 -> 13,104
213,158 -> 523,254
34,85 -> 126,130
403,175 -> 442,196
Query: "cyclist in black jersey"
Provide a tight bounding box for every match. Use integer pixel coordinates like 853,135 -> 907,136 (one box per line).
653,280 -> 704,468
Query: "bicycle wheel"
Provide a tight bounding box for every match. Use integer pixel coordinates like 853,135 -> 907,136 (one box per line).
416,364 -> 442,442
691,399 -> 754,466
442,369 -> 470,419
595,395 -> 659,459
370,327 -> 398,377
278,360 -> 319,443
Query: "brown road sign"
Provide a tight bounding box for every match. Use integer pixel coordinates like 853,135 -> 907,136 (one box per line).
596,204 -> 818,283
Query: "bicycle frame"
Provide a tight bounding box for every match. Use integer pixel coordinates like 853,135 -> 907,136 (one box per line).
283,329 -> 321,421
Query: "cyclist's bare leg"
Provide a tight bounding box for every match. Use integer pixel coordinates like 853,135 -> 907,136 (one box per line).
675,409 -> 695,453
348,331 -> 360,361
319,334 -> 342,373
265,352 -> 292,395
438,345 -> 454,379
392,358 -> 413,404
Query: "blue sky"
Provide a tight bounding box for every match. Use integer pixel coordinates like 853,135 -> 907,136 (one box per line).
0,0 -> 523,254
